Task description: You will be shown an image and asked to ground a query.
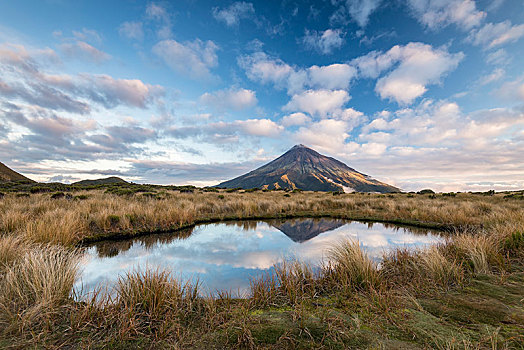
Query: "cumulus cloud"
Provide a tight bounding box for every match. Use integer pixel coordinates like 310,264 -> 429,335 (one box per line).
280,112 -> 311,127
60,41 -> 111,63
236,118 -> 283,136
289,99 -> 524,191
153,39 -> 219,79
353,43 -> 463,105
295,119 -> 352,153
119,21 -> 144,41
302,29 -> 345,54
308,64 -> 357,90
239,52 -> 356,95
200,87 -> 257,111
331,0 -> 383,27
283,89 -> 350,117
406,0 -> 485,30
468,20 -> 524,49
212,2 -> 255,27
238,52 -> 293,87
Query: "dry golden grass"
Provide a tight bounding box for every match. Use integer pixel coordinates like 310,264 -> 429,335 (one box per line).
0,244 -> 79,333
0,190 -> 522,247
325,238 -> 381,292
0,190 -> 523,347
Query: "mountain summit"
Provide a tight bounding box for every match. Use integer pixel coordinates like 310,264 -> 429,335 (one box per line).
217,145 -> 399,193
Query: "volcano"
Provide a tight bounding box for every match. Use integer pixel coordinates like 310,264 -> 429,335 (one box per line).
217,145 -> 399,193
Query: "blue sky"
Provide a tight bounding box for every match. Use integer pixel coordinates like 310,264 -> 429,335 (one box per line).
0,0 -> 523,191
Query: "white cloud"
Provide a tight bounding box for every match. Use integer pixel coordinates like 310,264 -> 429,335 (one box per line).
146,2 -> 172,39
239,52 -> 356,95
351,50 -> 397,79
119,21 -> 144,41
406,0 -> 485,30
485,49 -> 510,66
60,41 -> 111,63
281,112 -> 311,127
200,88 -> 257,111
295,119 -> 352,153
468,20 -> 524,49
359,43 -> 464,105
152,39 -> 219,79
72,28 -> 102,45
496,77 -> 524,102
331,0 -> 383,27
477,68 -> 504,85
283,89 -> 350,117
308,64 -> 357,90
213,2 -> 255,27
238,52 -> 293,87
235,118 -> 283,137
82,74 -> 164,109
302,29 -> 345,54
347,0 -> 382,27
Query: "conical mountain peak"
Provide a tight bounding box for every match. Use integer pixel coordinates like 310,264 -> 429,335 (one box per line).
217,146 -> 399,193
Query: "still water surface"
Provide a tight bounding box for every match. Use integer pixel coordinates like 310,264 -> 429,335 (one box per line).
76,218 -> 444,296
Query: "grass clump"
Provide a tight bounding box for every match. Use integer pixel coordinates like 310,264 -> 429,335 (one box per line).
0,245 -> 79,333
419,246 -> 463,287
325,239 -> 381,292
451,232 -> 502,274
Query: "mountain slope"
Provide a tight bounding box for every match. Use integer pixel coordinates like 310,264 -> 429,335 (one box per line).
217,144 -> 400,193
73,177 -> 128,186
0,161 -> 34,182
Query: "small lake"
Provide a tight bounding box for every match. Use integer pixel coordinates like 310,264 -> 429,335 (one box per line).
75,218 -> 444,297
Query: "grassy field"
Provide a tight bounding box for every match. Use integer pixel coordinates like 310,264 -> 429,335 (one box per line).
0,187 -> 523,348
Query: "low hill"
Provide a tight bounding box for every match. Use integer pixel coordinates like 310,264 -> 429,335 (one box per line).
73,177 -> 128,186
217,144 -> 400,193
0,161 -> 34,183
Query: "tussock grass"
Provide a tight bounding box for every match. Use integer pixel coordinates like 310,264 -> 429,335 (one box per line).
324,239 -> 381,292
0,191 -> 523,347
1,190 -> 522,246
0,235 -> 28,272
451,232 -> 502,274
0,245 -> 79,333
115,268 -> 201,323
419,246 -> 464,287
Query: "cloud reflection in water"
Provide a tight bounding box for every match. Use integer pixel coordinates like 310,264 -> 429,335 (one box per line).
76,219 -> 444,296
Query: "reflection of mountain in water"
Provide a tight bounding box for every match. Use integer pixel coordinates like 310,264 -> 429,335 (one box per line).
88,218 -> 441,258
268,218 -> 347,243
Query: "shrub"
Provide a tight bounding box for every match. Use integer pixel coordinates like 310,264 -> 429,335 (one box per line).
418,189 -> 435,194
217,195 -> 225,200
74,194 -> 89,200
51,192 -> 65,199
107,215 -> 120,227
